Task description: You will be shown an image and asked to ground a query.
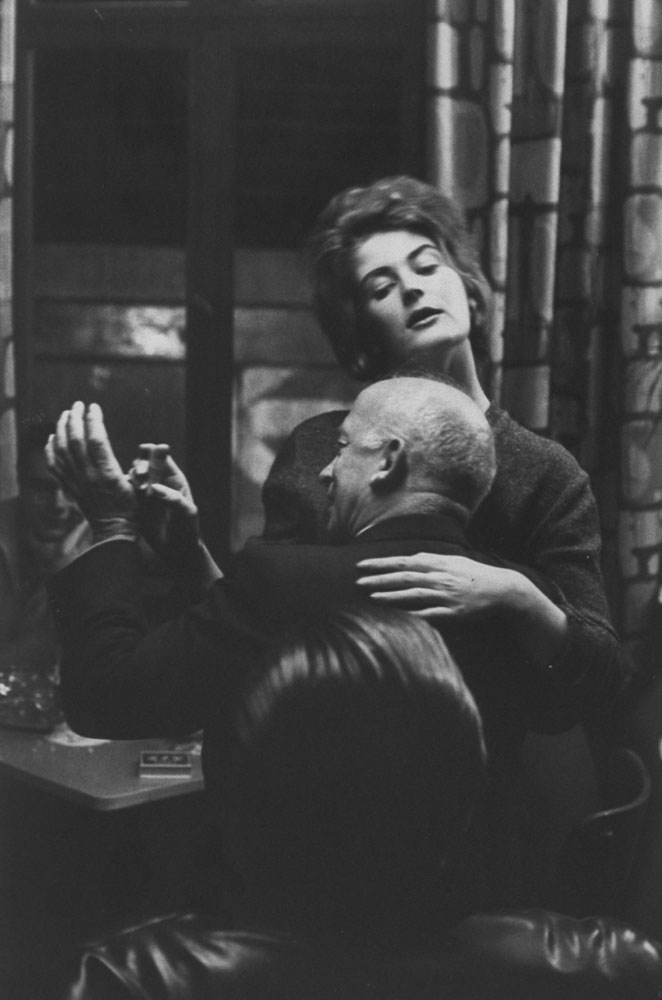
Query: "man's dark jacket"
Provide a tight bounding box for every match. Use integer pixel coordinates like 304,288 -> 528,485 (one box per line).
51,511 -> 575,759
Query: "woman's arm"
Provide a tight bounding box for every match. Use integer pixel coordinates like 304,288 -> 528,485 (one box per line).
356,554 -> 568,668
483,416 -> 630,718
357,415 -> 630,721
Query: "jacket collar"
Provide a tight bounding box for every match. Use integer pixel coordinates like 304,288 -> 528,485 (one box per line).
356,512 -> 471,548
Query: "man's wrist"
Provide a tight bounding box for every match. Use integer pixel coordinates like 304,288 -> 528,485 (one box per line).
91,516 -> 139,544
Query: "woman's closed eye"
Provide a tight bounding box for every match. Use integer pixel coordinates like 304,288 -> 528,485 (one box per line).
366,279 -> 395,301
413,247 -> 445,274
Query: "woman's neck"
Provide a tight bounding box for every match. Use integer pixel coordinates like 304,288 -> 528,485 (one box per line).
402,340 -> 490,412
444,342 -> 490,411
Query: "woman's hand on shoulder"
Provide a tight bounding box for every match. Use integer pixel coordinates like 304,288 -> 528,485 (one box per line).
355,553 -> 515,620
356,551 -> 568,666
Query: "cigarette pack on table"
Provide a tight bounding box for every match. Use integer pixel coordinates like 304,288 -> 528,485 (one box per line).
139,750 -> 192,777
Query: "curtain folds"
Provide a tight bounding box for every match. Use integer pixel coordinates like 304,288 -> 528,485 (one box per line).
426,0 -> 662,650
0,0 -> 18,633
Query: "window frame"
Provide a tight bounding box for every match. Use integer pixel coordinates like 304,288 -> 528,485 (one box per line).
14,0 -> 425,559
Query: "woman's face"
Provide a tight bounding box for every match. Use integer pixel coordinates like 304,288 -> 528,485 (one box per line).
352,230 -> 472,367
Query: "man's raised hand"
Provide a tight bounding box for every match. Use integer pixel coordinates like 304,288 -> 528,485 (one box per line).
129,445 -> 200,565
46,401 -> 138,541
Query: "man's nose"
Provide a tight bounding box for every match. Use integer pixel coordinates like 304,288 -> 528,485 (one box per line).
319,459 -> 334,484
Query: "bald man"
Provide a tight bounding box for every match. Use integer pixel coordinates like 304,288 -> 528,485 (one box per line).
48,376 -> 570,749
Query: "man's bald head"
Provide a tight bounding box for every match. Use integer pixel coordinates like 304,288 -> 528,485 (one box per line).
319,376 -> 496,539
355,377 -> 495,515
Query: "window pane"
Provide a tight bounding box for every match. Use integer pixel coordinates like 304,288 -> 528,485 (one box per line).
231,39 -> 403,542
32,51 -> 188,476
34,49 -> 188,245
235,43 -> 404,247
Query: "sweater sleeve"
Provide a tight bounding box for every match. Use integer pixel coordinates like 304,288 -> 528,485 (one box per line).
523,451 -> 628,718
533,470 -> 627,715
476,411 -> 630,719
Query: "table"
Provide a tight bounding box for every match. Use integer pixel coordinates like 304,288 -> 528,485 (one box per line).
0,727 -> 208,996
0,726 -> 204,810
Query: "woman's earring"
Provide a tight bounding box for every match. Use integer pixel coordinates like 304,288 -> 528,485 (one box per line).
352,352 -> 369,379
468,297 -> 480,331
468,297 -> 476,322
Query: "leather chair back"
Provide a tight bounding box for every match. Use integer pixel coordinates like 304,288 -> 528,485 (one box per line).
557,747 -> 651,917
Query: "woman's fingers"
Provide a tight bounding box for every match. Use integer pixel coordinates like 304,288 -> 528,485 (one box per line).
409,607 -> 449,620
356,554 -> 442,573
364,586 -> 450,606
356,571 -> 437,591
357,556 -> 416,572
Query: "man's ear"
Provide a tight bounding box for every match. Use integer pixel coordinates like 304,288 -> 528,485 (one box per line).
369,438 -> 407,494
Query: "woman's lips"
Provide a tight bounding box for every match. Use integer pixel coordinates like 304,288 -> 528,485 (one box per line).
407,308 -> 442,329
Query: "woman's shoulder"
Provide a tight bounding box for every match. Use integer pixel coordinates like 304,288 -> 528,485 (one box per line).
487,406 -> 588,480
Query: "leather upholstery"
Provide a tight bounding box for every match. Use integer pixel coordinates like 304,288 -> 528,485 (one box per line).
57,909 -> 662,1000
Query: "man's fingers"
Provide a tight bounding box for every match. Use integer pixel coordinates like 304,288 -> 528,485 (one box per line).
54,408 -> 71,454
61,400 -> 90,473
45,432 -> 83,502
53,401 -> 98,471
44,433 -> 57,471
149,482 -> 197,515
133,444 -> 170,489
85,402 -> 110,450
52,406 -> 84,482
85,403 -> 123,474
161,455 -> 189,492
45,433 -> 70,484
67,400 -> 86,444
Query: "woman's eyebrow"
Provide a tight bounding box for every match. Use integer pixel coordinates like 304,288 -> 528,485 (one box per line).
358,243 -> 441,286
358,264 -> 394,287
408,242 -> 442,263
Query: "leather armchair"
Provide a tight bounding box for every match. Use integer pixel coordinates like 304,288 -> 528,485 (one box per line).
57,908 -> 662,1000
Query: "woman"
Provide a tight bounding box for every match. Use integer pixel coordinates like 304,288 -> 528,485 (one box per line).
261,175 -> 628,719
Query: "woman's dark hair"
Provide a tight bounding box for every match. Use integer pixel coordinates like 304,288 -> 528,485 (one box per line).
219,605 -> 487,935
309,175 -> 492,381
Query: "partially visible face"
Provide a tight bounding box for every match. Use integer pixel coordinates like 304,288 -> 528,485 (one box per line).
319,392 -> 385,541
352,229 -> 472,367
21,450 -> 82,544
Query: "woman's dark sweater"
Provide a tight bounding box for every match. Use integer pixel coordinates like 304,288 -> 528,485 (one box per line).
261,405 -> 628,721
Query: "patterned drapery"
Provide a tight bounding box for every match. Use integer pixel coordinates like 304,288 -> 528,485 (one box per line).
0,0 -> 17,618
426,0 -> 662,652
